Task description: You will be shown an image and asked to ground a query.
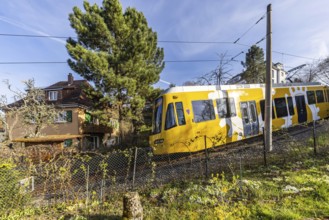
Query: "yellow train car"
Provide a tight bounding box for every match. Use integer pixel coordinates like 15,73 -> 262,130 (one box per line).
149,83 -> 329,155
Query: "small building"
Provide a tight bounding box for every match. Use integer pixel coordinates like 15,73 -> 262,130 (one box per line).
5,73 -> 118,151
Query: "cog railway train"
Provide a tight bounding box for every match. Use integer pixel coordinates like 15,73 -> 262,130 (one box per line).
149,83 -> 329,155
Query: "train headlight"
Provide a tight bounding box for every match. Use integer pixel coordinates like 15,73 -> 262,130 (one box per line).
154,139 -> 164,145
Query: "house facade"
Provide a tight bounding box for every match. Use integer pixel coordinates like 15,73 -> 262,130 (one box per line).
0,121 -> 5,143
272,62 -> 287,84
227,62 -> 287,85
6,73 -> 118,150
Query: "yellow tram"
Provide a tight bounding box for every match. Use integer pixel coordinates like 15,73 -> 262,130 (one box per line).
149,83 -> 329,155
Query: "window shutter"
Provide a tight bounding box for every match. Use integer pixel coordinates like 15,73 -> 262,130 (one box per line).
66,110 -> 72,122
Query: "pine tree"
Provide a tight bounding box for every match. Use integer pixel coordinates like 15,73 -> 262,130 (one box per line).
66,0 -> 164,143
242,45 -> 266,83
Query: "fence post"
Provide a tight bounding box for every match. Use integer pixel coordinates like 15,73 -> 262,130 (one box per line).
132,147 -> 138,189
313,120 -> 317,155
262,127 -> 267,166
204,136 -> 209,178
86,164 -> 90,206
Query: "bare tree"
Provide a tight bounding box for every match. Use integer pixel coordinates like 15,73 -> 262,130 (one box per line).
298,61 -> 320,83
197,52 -> 233,85
317,57 -> 329,85
0,79 -> 58,141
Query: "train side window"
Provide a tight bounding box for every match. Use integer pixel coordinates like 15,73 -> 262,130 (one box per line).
316,90 -> 324,103
241,102 -> 249,123
287,97 -> 295,116
229,98 -> 237,117
192,100 -> 215,123
249,102 -> 257,122
274,98 -> 288,118
165,103 -> 177,130
260,100 -> 275,121
175,102 -> 186,125
307,91 -> 316,104
216,98 -> 228,118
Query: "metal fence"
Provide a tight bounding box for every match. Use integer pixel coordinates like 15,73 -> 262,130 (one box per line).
1,119 -> 328,207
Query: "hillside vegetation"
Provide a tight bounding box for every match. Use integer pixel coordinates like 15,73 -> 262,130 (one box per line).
1,125 -> 329,220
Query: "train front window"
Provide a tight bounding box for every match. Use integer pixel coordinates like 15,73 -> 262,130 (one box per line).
175,102 -> 186,125
152,97 -> 163,134
192,100 -> 215,123
165,103 -> 177,130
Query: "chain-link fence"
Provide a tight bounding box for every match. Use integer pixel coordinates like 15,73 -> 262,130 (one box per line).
0,119 -> 328,208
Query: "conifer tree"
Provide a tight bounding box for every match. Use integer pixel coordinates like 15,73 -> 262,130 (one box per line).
66,0 -> 164,143
242,45 -> 266,83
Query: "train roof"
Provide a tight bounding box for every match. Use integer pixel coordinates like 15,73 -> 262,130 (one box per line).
162,82 -> 324,95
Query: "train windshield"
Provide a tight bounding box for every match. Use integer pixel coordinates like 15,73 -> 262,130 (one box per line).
152,97 -> 163,134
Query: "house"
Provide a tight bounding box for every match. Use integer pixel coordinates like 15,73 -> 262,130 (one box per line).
226,73 -> 246,84
272,62 -> 287,84
227,62 -> 287,85
6,73 -> 118,151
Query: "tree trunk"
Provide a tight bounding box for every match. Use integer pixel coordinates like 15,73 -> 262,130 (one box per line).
122,192 -> 143,220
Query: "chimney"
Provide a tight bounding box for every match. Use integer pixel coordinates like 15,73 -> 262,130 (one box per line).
68,73 -> 74,85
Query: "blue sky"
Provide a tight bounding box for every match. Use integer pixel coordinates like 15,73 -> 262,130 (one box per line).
0,0 -> 328,100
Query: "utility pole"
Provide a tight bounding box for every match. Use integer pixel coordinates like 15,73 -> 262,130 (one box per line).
265,4 -> 272,152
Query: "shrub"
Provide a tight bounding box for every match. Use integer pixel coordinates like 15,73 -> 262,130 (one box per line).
0,159 -> 30,217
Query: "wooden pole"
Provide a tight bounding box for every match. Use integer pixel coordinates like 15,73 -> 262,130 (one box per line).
265,4 -> 273,152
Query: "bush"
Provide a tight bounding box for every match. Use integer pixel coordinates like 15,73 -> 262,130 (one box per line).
0,159 -> 29,217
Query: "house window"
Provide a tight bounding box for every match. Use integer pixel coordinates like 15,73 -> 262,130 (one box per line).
64,139 -> 73,147
48,91 -> 58,101
85,112 -> 100,125
86,136 -> 99,149
192,100 -> 215,123
85,112 -> 92,123
55,110 -> 72,123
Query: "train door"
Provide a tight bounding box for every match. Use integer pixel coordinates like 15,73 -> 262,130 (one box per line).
240,101 -> 259,137
295,95 -> 307,123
